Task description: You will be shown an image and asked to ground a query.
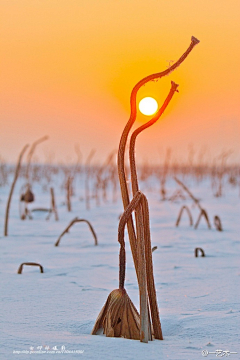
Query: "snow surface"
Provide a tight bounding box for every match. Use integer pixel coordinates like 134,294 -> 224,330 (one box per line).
0,173 -> 239,360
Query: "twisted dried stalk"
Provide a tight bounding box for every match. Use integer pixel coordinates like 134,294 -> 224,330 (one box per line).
129,82 -> 179,341
93,190 -> 155,339
4,144 -> 29,236
118,36 -> 199,342
118,37 -> 200,281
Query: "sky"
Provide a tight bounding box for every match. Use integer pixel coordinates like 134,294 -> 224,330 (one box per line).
1,0 -> 239,165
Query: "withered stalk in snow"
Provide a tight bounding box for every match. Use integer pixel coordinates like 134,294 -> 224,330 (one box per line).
118,36 -> 200,284
48,187 -> 59,221
18,262 -> 44,274
214,215 -> 223,231
93,35 -> 200,343
174,176 -> 201,210
194,248 -> 205,257
25,136 -> 49,185
55,217 -> 98,246
93,150 -> 117,206
66,176 -> 73,212
175,205 -> 193,227
21,136 -> 48,217
92,192 -> 143,339
85,149 -> 96,210
129,81 -> 180,341
194,209 -> 211,230
4,144 -> 29,236
160,148 -> 172,200
174,177 -> 211,229
117,36 -> 200,342
213,150 -> 232,197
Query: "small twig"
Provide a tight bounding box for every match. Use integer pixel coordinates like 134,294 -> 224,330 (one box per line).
17,262 -> 44,274
55,217 -> 98,246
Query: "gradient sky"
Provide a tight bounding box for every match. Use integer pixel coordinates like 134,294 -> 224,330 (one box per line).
1,0 -> 239,165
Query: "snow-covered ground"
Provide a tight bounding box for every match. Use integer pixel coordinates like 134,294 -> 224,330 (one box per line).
0,172 -> 239,360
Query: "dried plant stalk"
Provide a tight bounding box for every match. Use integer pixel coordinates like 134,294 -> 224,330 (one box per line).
91,288 -> 141,339
51,187 -> 58,220
25,136 -> 48,184
128,82 -> 179,341
175,205 -> 193,227
17,262 -> 44,274
29,187 -> 59,221
174,177 -> 201,211
174,177 -> 211,229
66,176 -> 72,212
118,37 -> 200,285
4,144 -> 29,236
194,248 -> 205,257
55,217 -> 98,246
160,148 -> 172,200
85,149 -> 96,210
46,187 -> 59,221
214,215 -> 223,231
92,35 -> 200,342
194,209 -> 211,229
92,192 -> 144,339
93,191 -> 156,340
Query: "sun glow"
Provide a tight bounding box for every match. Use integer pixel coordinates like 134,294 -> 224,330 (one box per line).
139,97 -> 158,116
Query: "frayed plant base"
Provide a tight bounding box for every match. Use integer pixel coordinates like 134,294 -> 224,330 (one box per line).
92,289 -> 141,340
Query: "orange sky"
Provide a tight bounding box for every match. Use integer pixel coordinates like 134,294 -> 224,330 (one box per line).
1,0 -> 239,165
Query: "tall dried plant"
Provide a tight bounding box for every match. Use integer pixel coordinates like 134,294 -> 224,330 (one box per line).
93,36 -> 200,342
4,144 -> 29,236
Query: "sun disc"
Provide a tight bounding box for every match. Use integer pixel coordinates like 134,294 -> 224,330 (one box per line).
139,97 -> 158,116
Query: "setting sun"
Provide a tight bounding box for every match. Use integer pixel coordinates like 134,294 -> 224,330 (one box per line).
139,97 -> 158,116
